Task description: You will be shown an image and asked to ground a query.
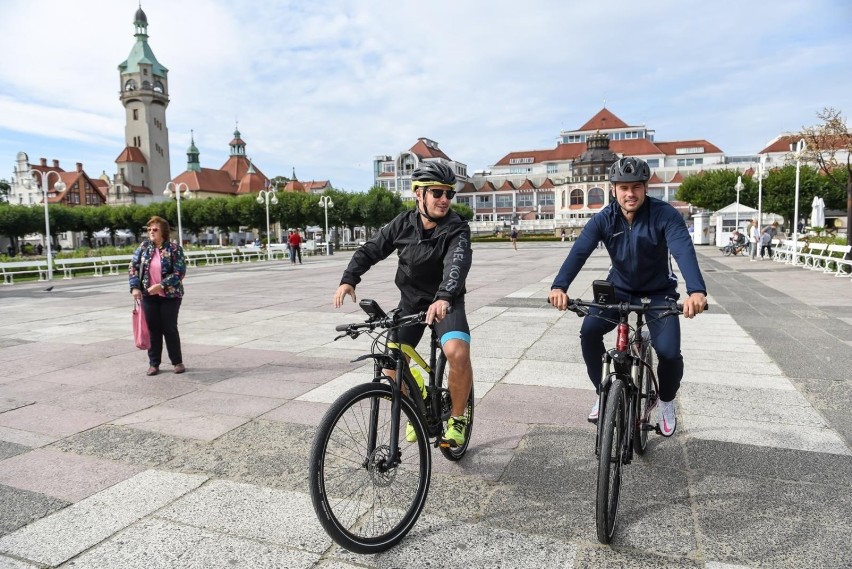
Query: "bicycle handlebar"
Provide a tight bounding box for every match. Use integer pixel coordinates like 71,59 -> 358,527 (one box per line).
335,311 -> 427,333
547,297 -> 709,315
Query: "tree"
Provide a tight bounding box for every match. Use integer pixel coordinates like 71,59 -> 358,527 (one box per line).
0,203 -> 42,253
676,169 -> 756,212
0,179 -> 10,203
799,107 -> 852,245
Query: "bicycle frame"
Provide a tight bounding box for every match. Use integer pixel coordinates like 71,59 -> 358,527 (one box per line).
594,310 -> 659,466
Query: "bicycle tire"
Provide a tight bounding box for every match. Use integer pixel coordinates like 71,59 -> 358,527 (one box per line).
723,245 -> 733,256
596,378 -> 626,544
308,382 -> 431,554
633,337 -> 655,455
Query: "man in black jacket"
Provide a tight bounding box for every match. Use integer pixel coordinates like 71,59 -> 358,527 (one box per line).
333,162 -> 473,448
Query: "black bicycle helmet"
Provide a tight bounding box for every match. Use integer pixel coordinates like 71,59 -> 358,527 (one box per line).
410,161 -> 456,187
609,157 -> 651,183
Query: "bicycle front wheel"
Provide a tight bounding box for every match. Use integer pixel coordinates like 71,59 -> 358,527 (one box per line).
634,338 -> 655,456
596,378 -> 627,544
308,382 -> 431,554
723,245 -> 733,256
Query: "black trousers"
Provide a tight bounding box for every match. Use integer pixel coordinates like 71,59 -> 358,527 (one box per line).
290,245 -> 302,264
142,296 -> 183,367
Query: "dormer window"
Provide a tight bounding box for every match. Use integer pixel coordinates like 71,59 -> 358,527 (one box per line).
124,79 -> 137,91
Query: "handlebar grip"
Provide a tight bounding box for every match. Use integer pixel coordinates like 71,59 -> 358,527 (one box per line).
335,324 -> 349,332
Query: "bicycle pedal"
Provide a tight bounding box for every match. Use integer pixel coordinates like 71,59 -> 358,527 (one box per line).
438,440 -> 458,449
640,423 -> 656,431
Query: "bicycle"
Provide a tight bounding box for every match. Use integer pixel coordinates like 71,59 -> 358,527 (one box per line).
308,299 -> 475,554
561,284 -> 705,544
720,239 -> 748,256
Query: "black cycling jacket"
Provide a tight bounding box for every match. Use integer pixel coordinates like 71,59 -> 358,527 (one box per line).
340,209 -> 472,309
552,197 -> 707,298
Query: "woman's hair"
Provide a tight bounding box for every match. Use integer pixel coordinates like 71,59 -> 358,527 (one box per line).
146,216 -> 171,242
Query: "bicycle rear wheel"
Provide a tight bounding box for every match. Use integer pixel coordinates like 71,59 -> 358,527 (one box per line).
308,382 -> 431,554
634,337 -> 655,455
596,378 -> 627,544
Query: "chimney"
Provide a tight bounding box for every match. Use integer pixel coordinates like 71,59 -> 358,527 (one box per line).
40,158 -> 47,166
53,159 -> 60,168
76,162 -> 83,172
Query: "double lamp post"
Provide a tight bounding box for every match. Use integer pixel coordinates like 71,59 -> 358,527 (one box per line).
318,195 -> 334,255
26,169 -> 67,281
164,182 -> 191,245
257,188 -> 279,260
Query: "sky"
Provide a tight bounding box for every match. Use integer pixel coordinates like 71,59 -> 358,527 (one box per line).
1,0 -> 850,193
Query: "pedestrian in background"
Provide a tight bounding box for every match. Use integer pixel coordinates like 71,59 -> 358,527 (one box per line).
510,227 -> 518,251
129,216 -> 187,376
288,229 -> 303,265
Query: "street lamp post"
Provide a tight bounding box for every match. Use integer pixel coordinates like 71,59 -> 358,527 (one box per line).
734,175 -> 744,234
256,189 -> 279,261
790,139 -> 807,265
318,195 -> 334,256
756,155 -> 767,231
27,169 -> 66,281
163,182 -> 191,245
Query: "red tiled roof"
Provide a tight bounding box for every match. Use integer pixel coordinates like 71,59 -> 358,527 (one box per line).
236,170 -> 268,194
220,155 -> 267,184
759,134 -> 797,154
578,108 -> 629,131
517,179 -> 536,191
303,180 -> 331,191
538,178 -> 556,189
494,142 -> 585,166
611,139 -> 663,155
743,167 -> 755,177
457,181 -> 477,194
173,168 -> 234,194
477,180 -> 497,192
654,140 -> 723,155
284,179 -> 307,192
129,184 -> 153,195
409,139 -> 450,160
115,146 -> 147,164
498,180 -> 516,191
648,173 -> 663,184
669,172 -> 685,183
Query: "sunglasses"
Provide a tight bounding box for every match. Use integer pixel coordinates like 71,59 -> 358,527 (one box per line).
426,189 -> 456,200
147,227 -> 160,232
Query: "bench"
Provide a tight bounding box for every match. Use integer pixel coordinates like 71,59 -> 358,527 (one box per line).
801,242 -> 829,270
238,247 -> 266,262
184,250 -> 212,267
0,260 -> 50,284
101,254 -> 132,275
209,248 -> 238,264
268,244 -> 291,260
54,257 -> 104,279
822,244 -> 852,277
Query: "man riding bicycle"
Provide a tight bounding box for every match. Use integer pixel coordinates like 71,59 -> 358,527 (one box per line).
548,156 -> 707,437
333,161 -> 474,448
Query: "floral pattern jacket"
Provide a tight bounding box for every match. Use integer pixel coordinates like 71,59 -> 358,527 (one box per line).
128,240 -> 186,298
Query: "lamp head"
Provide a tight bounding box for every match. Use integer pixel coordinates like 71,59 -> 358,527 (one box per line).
54,181 -> 66,193
163,188 -> 172,198
271,196 -> 279,205
257,196 -> 263,205
183,188 -> 191,199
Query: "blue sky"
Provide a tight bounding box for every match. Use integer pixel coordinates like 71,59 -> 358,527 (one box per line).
1,0 -> 850,192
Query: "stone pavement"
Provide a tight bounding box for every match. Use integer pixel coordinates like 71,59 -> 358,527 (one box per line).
0,242 -> 850,568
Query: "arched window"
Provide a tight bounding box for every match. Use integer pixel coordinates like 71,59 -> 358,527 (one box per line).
589,187 -> 605,209
570,189 -> 584,209
153,81 -> 164,93
142,80 -> 151,89
124,79 -> 137,91
561,191 -> 567,208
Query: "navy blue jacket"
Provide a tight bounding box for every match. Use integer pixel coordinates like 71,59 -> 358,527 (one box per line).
552,197 -> 707,298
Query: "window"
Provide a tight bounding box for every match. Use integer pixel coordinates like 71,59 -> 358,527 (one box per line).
509,167 -> 532,174
496,195 -> 513,208
382,163 -> 394,173
475,196 -> 491,207
124,79 -> 137,91
676,147 -> 704,155
588,187 -> 605,208
676,158 -> 704,167
538,193 -> 554,206
645,159 -> 659,168
133,109 -> 138,120
509,157 -> 534,165
570,189 -> 584,207
546,164 -> 558,174
153,81 -> 164,93
517,194 -> 533,207
456,196 -> 471,207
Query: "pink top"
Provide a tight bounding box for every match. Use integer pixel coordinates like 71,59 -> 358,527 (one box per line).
149,248 -> 166,296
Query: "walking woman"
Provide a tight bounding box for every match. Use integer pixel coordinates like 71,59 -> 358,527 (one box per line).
129,216 -> 187,376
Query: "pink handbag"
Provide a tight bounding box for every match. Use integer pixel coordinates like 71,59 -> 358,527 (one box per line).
133,300 -> 150,350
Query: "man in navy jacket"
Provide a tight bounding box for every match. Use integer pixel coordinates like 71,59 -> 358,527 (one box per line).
548,157 -> 707,436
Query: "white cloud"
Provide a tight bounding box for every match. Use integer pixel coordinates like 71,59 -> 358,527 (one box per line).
0,0 -> 850,189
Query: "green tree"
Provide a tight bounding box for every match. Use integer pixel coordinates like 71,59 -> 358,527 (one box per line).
0,204 -> 42,253
0,179 -> 10,202
799,107 -> 852,244
676,169 -> 756,212
760,165 -> 822,230
359,186 -> 406,230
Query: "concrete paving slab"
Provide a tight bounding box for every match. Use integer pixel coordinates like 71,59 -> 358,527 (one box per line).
295,368 -> 374,404
112,406 -> 249,441
0,426 -> 57,448
502,359 -> 594,390
52,424 -> 204,468
0,470 -> 206,567
160,389 -> 284,418
259,399 -> 330,426
0,448 -> 142,502
0,484 -> 69,537
0,403 -> 111,438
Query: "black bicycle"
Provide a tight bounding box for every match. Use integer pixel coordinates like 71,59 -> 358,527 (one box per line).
563,282 -> 703,543
308,299 -> 474,554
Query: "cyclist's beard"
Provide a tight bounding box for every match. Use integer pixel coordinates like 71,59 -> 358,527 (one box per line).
418,197 -> 440,224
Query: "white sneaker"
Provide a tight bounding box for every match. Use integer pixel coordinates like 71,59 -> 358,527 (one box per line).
588,396 -> 600,423
658,399 -> 677,437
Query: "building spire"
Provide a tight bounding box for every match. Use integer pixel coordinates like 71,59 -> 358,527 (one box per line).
187,130 -> 200,172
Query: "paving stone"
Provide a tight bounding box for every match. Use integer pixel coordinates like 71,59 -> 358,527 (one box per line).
0,484 -> 69,537
51,424 -> 204,467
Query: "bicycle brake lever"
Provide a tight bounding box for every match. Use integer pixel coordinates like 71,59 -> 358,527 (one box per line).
333,332 -> 348,341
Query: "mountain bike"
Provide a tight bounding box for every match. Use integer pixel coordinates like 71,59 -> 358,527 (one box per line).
563,282 -> 705,544
308,299 -> 474,554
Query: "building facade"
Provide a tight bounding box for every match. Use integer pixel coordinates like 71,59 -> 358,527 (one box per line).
373,138 -> 469,201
